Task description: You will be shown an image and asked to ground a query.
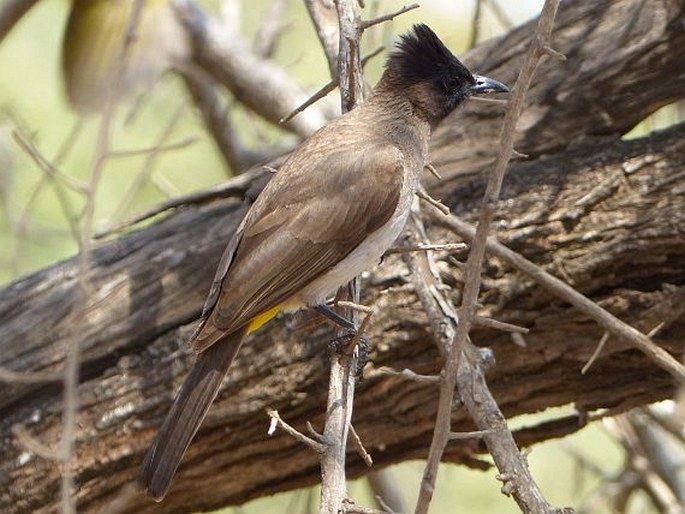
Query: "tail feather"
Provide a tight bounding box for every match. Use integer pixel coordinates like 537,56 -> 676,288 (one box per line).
138,329 -> 246,501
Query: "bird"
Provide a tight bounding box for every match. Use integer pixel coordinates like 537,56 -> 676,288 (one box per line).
138,23 -> 509,501
61,0 -> 187,113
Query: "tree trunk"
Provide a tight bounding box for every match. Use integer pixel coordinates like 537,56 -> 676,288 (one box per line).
1,1 -> 684,512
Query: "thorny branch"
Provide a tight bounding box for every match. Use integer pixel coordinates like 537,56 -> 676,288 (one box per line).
317,0 -> 364,510
427,211 -> 685,382
415,1 -> 570,513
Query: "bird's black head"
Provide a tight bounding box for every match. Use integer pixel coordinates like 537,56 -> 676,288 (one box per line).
380,24 -> 508,126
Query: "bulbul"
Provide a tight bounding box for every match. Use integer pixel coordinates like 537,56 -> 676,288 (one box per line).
62,0 -> 187,113
138,23 -> 508,500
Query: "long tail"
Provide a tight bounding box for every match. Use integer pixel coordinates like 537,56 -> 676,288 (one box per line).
138,328 -> 246,501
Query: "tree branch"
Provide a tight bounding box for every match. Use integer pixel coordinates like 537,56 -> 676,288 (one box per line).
176,1 -> 330,137
416,2 -> 567,513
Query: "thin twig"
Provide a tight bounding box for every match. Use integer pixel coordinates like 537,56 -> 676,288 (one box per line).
485,0 -> 515,31
63,6 -> 146,512
368,470 -> 408,514
253,0 -> 290,58
336,300 -> 374,314
11,130 -> 82,245
306,421 -> 326,442
581,332 -> 610,375
401,213 -> 454,358
12,424 -> 60,461
267,410 -> 325,452
107,137 -> 197,159
110,105 -> 185,223
93,165 -> 269,238
304,0 -> 340,77
280,46 -> 383,124
425,162 -> 441,180
361,3 -> 420,30
415,2 -> 568,513
416,188 -> 449,215
385,242 -> 466,254
474,315 -> 529,334
180,67 -> 248,174
280,81 -> 337,124
448,429 -> 492,440
469,0 -> 483,49
349,424 -> 373,466
11,131 -> 85,193
343,501 -> 392,514
375,367 -> 442,384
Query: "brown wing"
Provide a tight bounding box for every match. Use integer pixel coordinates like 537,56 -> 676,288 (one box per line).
190,138 -> 405,352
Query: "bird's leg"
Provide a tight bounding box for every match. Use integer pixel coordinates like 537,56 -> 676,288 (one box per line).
313,304 -> 357,331
313,304 -> 370,376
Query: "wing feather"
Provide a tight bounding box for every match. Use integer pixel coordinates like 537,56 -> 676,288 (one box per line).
190,136 -> 406,352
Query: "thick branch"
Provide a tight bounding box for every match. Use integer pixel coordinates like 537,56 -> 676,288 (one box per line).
1,121 -> 683,513
177,2 -> 330,138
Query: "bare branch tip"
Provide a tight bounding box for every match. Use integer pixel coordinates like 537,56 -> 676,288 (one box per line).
542,45 -> 567,61
425,163 -> 442,180
361,4 -> 421,31
581,332 -> 610,375
416,189 -> 450,215
349,424 -> 373,466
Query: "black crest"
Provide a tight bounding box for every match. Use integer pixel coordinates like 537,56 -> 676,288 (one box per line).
386,24 -> 474,88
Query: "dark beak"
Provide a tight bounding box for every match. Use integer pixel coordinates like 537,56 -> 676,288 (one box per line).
469,74 -> 510,95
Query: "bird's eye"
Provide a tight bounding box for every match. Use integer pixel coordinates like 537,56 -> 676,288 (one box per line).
442,77 -> 462,92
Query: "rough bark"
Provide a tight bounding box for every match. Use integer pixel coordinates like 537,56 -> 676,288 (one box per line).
0,0 -> 684,513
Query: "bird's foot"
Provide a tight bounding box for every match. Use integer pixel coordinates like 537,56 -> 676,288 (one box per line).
329,330 -> 369,378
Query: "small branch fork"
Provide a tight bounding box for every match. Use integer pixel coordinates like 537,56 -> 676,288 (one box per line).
413,1 -> 572,513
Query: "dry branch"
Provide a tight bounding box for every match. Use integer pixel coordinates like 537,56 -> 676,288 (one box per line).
318,1 -> 365,512
416,2 -> 566,512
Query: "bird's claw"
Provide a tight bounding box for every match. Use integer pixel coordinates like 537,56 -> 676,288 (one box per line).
329,330 -> 370,378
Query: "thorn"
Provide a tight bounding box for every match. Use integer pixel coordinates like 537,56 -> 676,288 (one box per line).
542,45 -> 567,61
361,3 -> 420,30
416,189 -> 450,215
448,429 -> 493,440
425,162 -> 442,180
581,332 -> 610,375
510,332 -> 528,348
511,148 -> 529,159
475,315 -> 529,334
